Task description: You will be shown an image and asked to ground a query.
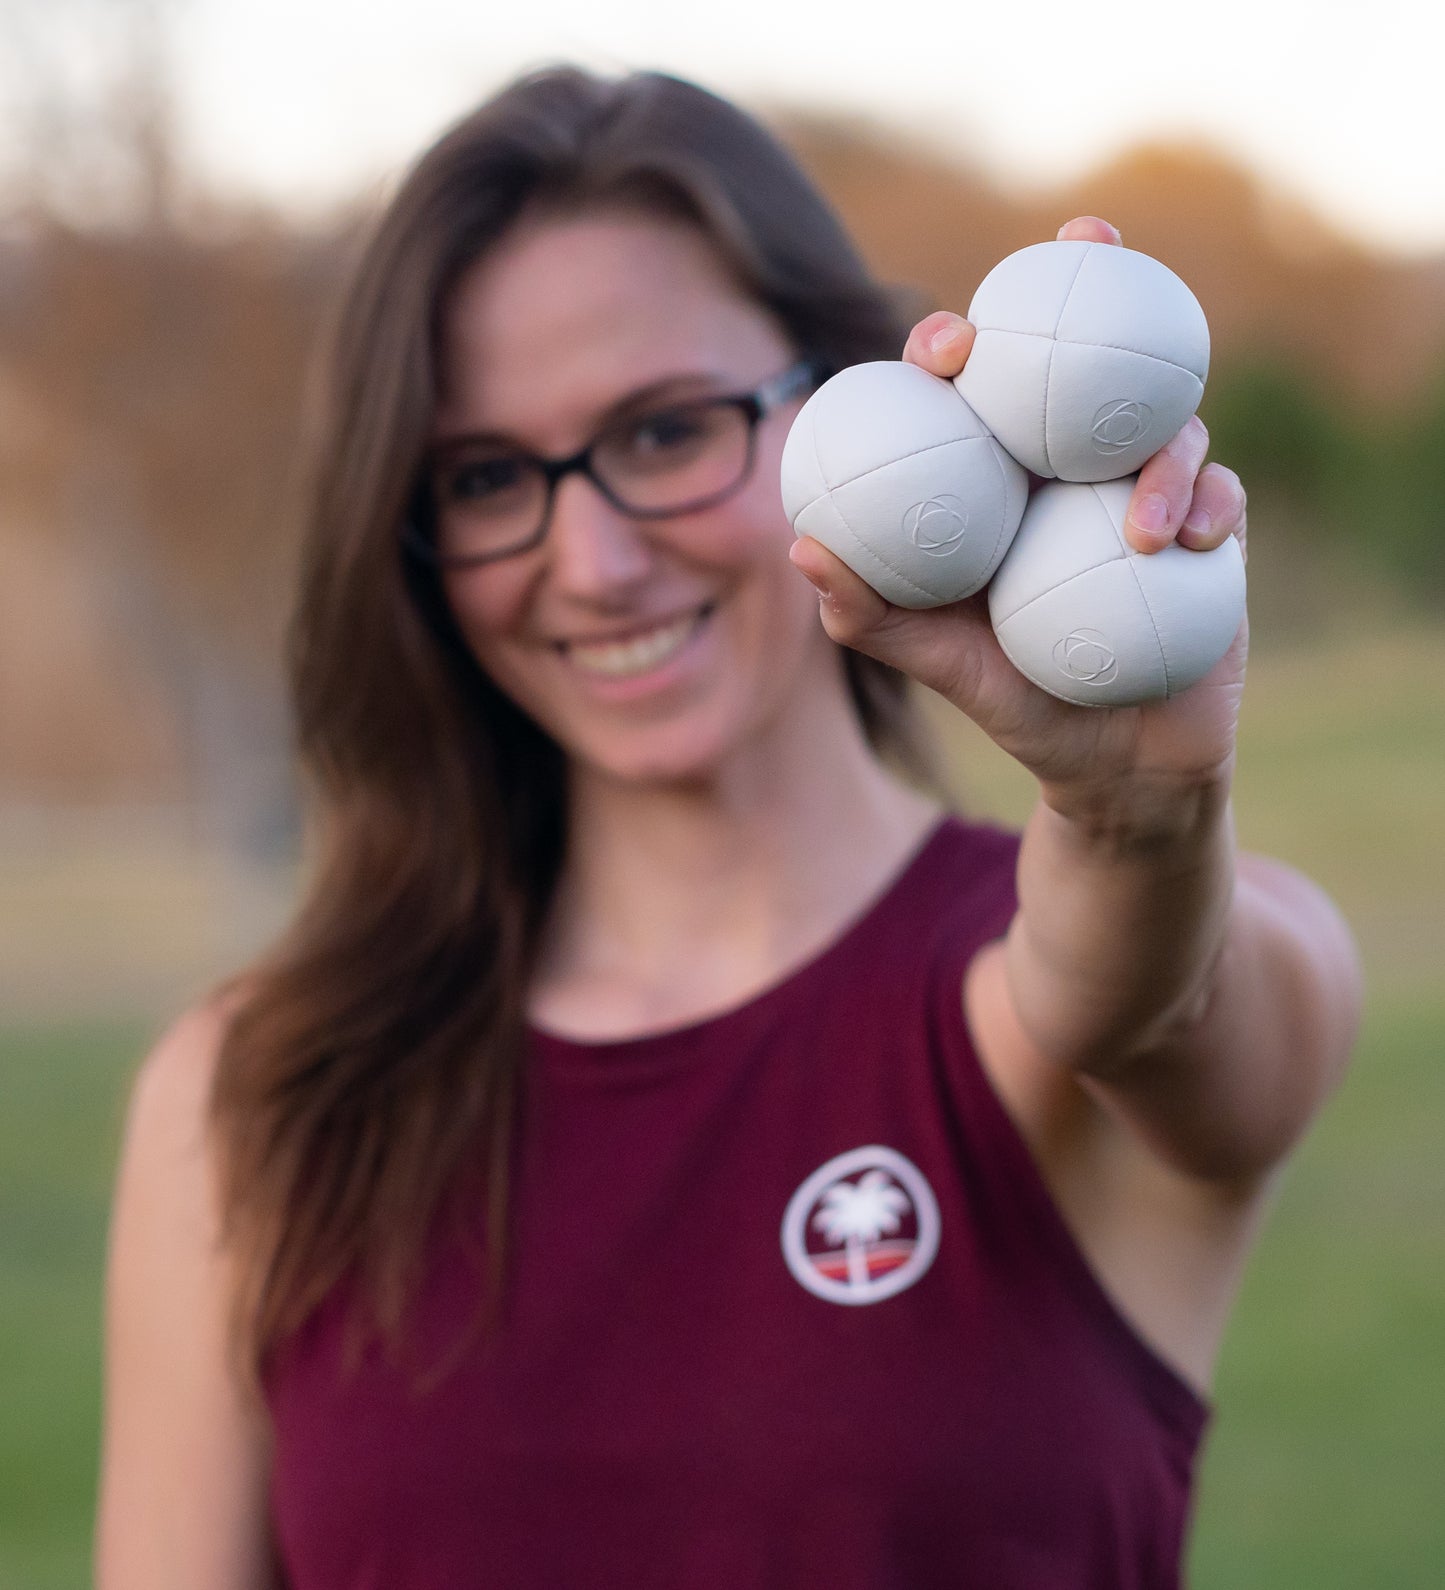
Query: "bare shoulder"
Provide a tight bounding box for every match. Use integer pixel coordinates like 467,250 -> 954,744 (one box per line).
124,999 -> 232,1159
97,995 -> 280,1590
109,998 -> 242,1285
109,997 -> 240,1284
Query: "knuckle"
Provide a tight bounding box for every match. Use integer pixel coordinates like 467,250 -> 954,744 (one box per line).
1169,414 -> 1208,464
1205,462 -> 1247,517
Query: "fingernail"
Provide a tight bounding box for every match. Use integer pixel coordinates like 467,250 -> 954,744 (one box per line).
1058,220 -> 1121,244
929,322 -> 965,354
1181,507 -> 1212,541
796,562 -> 832,600
1129,493 -> 1169,537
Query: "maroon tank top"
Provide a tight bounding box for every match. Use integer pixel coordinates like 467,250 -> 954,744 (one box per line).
265,816 -> 1209,1588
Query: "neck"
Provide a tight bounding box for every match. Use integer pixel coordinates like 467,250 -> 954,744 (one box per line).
530,669 -> 943,1037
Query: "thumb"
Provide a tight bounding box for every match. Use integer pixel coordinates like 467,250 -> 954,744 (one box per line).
789,536 -> 997,705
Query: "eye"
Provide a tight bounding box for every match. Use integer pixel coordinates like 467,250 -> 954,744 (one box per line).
437,453 -> 533,507
621,405 -> 715,463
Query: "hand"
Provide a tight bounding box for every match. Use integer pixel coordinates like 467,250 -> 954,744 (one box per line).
789,216 -> 1249,823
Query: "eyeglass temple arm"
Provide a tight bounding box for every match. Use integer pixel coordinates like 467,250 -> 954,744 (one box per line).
756,360 -> 819,413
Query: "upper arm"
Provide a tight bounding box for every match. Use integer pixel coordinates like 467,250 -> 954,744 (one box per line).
1108,849 -> 1364,1181
971,850 -> 1363,1187
96,1004 -> 280,1590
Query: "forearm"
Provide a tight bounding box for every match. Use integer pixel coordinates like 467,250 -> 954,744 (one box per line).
1005,770 -> 1237,1077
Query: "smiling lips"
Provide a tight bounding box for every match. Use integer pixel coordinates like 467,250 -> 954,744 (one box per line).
560,604 -> 713,678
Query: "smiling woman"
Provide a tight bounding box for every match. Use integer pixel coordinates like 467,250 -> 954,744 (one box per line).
95,63 -> 1360,1590
428,209 -> 843,785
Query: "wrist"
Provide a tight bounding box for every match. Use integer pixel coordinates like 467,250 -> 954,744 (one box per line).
1036,764 -> 1234,863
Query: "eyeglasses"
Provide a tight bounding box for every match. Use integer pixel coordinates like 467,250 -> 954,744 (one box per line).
405,361 -> 816,569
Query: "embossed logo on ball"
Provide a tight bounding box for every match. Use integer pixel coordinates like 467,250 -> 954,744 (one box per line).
902,495 -> 968,555
1053,629 -> 1119,685
1090,400 -> 1152,455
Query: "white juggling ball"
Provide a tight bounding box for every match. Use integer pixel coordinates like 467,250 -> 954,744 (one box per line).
987,477 -> 1245,707
780,361 -> 1029,609
955,241 -> 1210,482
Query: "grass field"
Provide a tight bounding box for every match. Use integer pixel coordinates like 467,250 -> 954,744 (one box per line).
0,1024 -> 136,1590
2,618 -> 1442,1587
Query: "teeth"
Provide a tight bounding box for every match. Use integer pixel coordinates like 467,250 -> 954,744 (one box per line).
566,611 -> 703,676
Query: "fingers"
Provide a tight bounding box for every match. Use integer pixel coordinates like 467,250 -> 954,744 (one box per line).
1125,423 -> 1247,558
1057,216 -> 1122,246
788,535 -> 893,634
788,535 -> 995,706
902,312 -> 976,379
1178,462 -> 1247,554
1124,416 -> 1212,552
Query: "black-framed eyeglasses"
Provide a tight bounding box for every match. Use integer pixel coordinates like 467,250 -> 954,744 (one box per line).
404,360 -> 816,569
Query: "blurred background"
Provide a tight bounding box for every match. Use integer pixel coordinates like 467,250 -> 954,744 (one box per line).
2,1 -> 1442,1585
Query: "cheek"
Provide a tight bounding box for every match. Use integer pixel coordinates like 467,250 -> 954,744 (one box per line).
689,455 -> 795,574
721,511 -> 831,674
719,478 -> 815,623
444,561 -> 526,626
440,568 -> 532,674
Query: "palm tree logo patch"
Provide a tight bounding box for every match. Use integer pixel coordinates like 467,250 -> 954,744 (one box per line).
781,1145 -> 941,1305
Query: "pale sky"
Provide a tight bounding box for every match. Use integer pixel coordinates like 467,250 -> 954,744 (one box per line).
13,0 -> 1445,254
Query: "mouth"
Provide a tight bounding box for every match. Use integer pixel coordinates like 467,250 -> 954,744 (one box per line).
558,603 -> 715,678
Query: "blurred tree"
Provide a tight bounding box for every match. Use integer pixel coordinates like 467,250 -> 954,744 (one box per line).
0,0 -> 323,837
1364,372 -> 1445,590
0,0 -> 180,229
1205,360 -> 1445,595
1204,363 -> 1356,520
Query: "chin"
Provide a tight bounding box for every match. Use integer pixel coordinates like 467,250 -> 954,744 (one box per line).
562,706 -> 754,791
575,737 -> 731,791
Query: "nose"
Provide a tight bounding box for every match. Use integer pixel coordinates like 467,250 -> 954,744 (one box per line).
544,473 -> 657,600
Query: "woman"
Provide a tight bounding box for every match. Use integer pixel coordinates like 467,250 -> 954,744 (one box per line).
96,67 -> 1361,1588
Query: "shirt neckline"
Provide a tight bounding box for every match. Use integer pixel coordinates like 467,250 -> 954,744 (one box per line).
529,812 -> 959,1061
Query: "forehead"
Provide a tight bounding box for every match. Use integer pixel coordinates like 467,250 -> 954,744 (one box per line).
433,208 -> 791,447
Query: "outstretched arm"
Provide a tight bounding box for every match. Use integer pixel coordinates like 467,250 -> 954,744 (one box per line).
790,216 -> 1362,1186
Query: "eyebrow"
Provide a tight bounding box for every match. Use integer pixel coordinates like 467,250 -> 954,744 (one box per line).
429,371 -> 734,459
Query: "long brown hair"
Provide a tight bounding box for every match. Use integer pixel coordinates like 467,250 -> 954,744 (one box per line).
210,66 -> 939,1393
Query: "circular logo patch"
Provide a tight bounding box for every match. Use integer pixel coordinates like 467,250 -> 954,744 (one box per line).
780,1145 -> 940,1305
902,495 -> 969,555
